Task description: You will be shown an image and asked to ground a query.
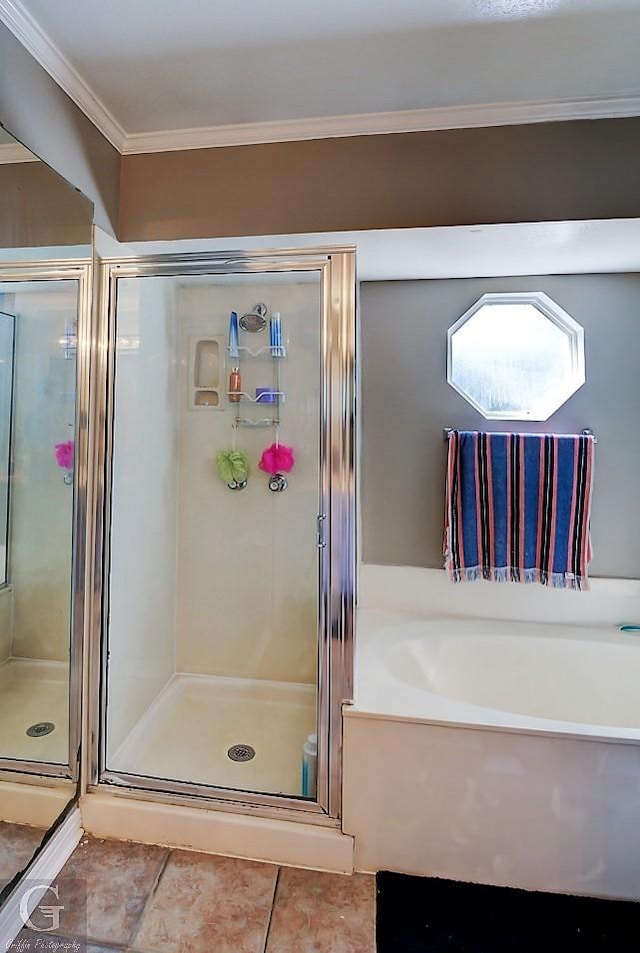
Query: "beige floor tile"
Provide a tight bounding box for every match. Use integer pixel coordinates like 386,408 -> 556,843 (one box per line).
266,867 -> 376,953
0,820 -> 45,882
132,850 -> 278,953
53,836 -> 169,946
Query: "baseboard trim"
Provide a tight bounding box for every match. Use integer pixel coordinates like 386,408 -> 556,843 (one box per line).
81,792 -> 354,874
0,807 -> 82,947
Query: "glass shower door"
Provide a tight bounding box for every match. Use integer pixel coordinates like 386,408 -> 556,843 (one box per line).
98,251 -> 355,816
0,310 -> 14,587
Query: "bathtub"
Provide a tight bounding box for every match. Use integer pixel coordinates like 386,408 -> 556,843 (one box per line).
355,613 -> 640,742
342,566 -> 640,899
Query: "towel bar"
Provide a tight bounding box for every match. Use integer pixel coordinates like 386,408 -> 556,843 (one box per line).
443,428 -> 597,443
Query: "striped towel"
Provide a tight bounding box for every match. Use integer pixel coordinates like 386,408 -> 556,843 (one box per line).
444,431 -> 595,590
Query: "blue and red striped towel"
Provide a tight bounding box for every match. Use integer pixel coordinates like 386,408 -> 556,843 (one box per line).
444,431 -> 595,590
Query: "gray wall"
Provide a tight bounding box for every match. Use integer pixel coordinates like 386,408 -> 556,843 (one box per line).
0,21 -> 120,233
361,274 -> 640,579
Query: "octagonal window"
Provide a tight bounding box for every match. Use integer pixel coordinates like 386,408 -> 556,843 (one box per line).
447,292 -> 585,421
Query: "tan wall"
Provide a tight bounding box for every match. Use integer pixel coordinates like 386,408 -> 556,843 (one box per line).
0,21 -> 119,233
120,118 -> 640,241
0,161 -> 92,248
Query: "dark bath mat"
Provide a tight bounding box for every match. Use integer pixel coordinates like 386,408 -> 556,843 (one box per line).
376,872 -> 640,952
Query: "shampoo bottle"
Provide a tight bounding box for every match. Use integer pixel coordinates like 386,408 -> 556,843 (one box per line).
301,733 -> 317,798
229,367 -> 242,402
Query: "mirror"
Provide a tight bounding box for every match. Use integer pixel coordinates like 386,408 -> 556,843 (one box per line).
0,125 -> 93,901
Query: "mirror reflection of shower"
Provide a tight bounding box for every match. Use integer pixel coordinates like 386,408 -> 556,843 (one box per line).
0,308 -> 15,584
0,280 -> 79,769
56,315 -> 77,486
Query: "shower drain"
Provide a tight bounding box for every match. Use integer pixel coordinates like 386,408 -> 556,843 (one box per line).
26,722 -> 55,738
227,744 -> 255,763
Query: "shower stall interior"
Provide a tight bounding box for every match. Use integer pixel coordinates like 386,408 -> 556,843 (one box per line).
92,249 -> 355,819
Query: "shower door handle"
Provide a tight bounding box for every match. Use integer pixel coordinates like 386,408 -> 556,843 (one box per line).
316,513 -> 327,548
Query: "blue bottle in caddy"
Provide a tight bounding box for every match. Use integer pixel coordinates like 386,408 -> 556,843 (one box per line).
269,312 -> 284,357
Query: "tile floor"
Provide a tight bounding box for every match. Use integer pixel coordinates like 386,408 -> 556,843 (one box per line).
11,835 -> 376,952
0,821 -> 45,882
108,675 -> 317,797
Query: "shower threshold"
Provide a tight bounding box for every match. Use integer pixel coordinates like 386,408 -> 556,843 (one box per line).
108,674 -> 316,798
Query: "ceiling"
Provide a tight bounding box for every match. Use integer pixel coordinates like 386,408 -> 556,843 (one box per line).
7,0 -> 640,151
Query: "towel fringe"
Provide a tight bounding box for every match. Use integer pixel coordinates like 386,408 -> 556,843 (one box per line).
446,564 -> 589,591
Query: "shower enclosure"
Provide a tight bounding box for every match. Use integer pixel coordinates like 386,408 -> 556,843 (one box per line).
91,249 -> 355,819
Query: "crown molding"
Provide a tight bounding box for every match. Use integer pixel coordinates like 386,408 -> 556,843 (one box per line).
123,94 -> 640,154
0,141 -> 38,163
0,0 -> 127,151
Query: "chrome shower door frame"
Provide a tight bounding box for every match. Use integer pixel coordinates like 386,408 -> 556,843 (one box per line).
89,248 -> 356,821
0,259 -> 93,783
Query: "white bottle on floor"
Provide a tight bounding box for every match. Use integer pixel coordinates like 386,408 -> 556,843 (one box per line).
301,733 -> 317,798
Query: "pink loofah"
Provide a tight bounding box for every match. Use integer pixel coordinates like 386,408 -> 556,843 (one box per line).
259,443 -> 295,475
54,440 -> 74,470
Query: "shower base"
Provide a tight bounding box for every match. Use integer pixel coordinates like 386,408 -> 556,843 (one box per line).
0,658 -> 69,764
109,674 -> 317,797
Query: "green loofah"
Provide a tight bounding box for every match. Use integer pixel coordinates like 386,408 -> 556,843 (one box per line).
216,449 -> 249,484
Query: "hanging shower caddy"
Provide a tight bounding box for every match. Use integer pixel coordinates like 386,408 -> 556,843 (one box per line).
225,305 -> 289,491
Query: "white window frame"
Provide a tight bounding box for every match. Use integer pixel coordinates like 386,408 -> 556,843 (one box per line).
447,291 -> 585,421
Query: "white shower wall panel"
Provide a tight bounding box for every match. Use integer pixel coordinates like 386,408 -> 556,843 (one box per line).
0,585 -> 12,664
175,282 -> 320,684
107,278 -> 180,754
